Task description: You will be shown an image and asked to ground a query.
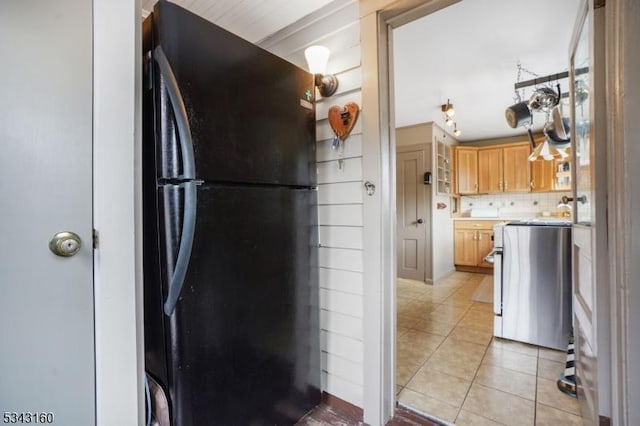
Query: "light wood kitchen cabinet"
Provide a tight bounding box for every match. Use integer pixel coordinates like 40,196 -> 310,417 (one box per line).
454,220 -> 499,268
530,139 -> 573,192
455,147 -> 478,194
477,143 -> 530,193
478,148 -> 503,193
477,229 -> 495,268
530,158 -> 556,191
454,229 -> 478,266
502,143 -> 532,192
453,138 -> 572,194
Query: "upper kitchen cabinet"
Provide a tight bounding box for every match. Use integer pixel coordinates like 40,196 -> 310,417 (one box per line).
501,143 -> 532,192
530,137 -> 572,192
456,142 -> 531,194
477,147 -> 502,193
530,158 -> 556,192
455,147 -> 478,194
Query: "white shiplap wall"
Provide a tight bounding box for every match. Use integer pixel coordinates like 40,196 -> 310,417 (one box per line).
259,0 -> 364,407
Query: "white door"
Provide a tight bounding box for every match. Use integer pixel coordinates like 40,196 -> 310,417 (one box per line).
0,1 -> 95,424
570,2 -> 608,423
396,149 -> 427,281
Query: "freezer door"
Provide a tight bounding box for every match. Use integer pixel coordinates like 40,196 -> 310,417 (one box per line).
162,184 -> 320,425
502,225 -> 572,350
149,2 -> 316,186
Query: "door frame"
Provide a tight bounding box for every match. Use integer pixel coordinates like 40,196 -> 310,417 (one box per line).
604,0 -> 640,424
360,0 -> 639,424
93,0 -> 144,424
360,1 -> 460,423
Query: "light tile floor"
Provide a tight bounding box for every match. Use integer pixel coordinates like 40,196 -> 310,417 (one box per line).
396,272 -> 584,425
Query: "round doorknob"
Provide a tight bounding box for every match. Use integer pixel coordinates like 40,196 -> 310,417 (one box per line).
417,218 -> 424,224
49,231 -> 82,257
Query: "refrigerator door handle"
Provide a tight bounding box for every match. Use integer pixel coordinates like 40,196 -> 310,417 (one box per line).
164,181 -> 197,316
153,46 -> 196,180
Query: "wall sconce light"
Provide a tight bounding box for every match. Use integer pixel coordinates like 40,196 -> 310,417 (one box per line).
304,45 -> 338,97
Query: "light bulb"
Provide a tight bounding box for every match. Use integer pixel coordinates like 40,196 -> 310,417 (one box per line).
445,105 -> 455,117
304,45 -> 330,74
441,101 -> 455,117
445,117 -> 454,127
453,128 -> 461,137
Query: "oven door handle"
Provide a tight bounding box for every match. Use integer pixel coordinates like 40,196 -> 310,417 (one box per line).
484,248 -> 502,264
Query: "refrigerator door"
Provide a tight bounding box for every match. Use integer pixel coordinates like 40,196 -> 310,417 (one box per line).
156,184 -> 320,425
150,2 -> 316,187
502,225 -> 572,350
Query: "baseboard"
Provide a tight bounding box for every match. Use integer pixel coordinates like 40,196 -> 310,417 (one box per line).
321,391 -> 363,422
432,268 -> 456,283
393,402 -> 446,425
454,265 -> 493,274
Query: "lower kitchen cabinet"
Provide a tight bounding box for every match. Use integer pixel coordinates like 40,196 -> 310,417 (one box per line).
454,229 -> 478,266
476,229 -> 494,268
454,220 -> 499,268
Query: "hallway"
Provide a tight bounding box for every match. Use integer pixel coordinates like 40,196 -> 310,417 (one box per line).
396,272 -> 583,425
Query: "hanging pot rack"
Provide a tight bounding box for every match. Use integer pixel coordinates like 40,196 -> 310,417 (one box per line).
507,64 -> 588,162
514,66 -> 589,90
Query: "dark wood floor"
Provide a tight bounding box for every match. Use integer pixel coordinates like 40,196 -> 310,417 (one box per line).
296,400 -> 441,426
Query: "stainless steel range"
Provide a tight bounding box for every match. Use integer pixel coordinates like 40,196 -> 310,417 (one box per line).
487,220 -> 572,350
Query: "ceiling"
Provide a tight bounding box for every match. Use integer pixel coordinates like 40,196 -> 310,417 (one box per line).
141,0 -> 335,43
392,0 -> 583,141
142,0 -> 583,142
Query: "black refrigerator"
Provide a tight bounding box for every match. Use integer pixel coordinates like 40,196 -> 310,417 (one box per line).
142,2 -> 320,424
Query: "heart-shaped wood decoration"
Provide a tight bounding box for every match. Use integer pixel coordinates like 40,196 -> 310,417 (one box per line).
328,102 -> 360,141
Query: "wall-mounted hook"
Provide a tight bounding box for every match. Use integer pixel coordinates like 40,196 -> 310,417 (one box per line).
364,181 -> 376,196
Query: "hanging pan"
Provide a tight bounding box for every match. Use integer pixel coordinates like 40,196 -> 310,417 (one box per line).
543,106 -> 571,149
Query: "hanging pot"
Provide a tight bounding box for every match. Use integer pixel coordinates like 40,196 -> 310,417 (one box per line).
543,108 -> 571,149
551,106 -> 570,140
528,87 -> 560,112
505,101 -> 532,128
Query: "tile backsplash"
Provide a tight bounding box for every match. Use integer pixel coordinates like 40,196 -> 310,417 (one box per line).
460,191 -> 573,218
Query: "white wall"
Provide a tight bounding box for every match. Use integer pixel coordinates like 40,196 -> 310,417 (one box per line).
259,0 -> 365,408
429,125 -> 456,281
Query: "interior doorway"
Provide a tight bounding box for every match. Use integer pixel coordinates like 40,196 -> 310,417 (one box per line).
387,0 -> 586,423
